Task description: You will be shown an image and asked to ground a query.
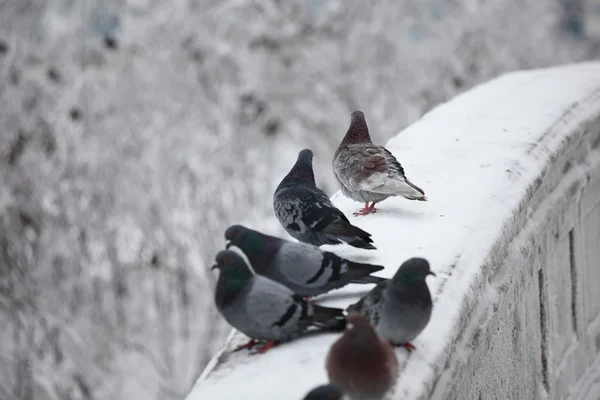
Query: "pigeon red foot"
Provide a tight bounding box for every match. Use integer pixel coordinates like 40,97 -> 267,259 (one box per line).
402,342 -> 416,352
353,202 -> 377,216
234,338 -> 259,352
257,340 -> 278,353
389,341 -> 416,352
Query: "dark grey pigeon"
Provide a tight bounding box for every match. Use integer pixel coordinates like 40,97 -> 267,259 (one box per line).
224,224 -> 386,298
274,149 -> 376,249
333,111 -> 427,216
303,384 -> 345,400
346,257 -> 435,351
326,313 -> 399,400
212,250 -> 346,353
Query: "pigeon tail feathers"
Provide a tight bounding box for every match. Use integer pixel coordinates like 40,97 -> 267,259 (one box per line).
350,275 -> 387,285
311,304 -> 346,331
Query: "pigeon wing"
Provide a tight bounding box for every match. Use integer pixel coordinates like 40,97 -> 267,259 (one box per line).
276,243 -> 342,288
244,277 -> 304,330
346,280 -> 388,325
336,144 -> 389,192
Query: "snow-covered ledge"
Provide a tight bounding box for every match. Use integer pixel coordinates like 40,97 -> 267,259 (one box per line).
187,62 -> 600,400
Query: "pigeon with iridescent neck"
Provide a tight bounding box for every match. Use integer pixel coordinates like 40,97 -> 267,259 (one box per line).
274,148 -> 376,249
224,224 -> 386,298
212,250 -> 346,353
347,257 -> 435,351
333,111 -> 427,216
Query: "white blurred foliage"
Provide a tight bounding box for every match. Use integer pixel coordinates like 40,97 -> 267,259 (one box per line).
0,0 -> 596,399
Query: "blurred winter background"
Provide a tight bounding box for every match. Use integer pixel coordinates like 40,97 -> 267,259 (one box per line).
0,0 -> 599,399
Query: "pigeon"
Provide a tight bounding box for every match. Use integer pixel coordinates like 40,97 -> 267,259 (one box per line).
224,224 -> 386,298
347,257 -> 435,351
211,250 -> 346,353
303,384 -> 344,400
333,110 -> 427,216
274,148 -> 376,249
326,313 -> 399,400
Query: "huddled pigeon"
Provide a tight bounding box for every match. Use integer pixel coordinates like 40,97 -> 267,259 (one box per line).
326,313 -> 399,400
347,257 -> 435,351
224,224 -> 386,298
333,111 -> 427,216
211,250 -> 346,353
274,148 -> 376,249
303,384 -> 344,400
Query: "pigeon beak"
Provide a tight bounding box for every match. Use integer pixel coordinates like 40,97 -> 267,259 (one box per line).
428,271 -> 437,277
225,240 -> 232,249
210,264 -> 218,271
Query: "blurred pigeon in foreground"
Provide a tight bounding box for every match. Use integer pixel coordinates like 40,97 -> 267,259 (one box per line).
303,384 -> 344,400
333,111 -> 427,216
212,250 -> 346,353
326,313 -> 399,400
224,224 -> 386,297
274,149 -> 376,249
347,258 -> 435,351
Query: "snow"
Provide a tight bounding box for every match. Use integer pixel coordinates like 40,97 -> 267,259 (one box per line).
186,62 -> 600,400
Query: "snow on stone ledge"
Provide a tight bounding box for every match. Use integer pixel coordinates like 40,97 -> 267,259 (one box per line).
187,62 -> 600,400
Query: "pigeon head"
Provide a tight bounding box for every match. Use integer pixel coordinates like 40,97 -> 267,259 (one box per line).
392,257 -> 436,284
341,110 -> 372,145
224,224 -> 250,247
212,250 -> 254,309
282,148 -> 316,185
224,225 -> 265,255
211,250 -> 253,279
302,384 -> 344,400
342,312 -> 380,345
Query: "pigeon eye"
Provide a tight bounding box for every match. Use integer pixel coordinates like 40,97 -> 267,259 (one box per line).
224,256 -> 228,262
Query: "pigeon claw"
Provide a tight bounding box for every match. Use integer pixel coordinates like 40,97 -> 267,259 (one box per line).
389,341 -> 416,352
402,342 -> 416,352
353,202 -> 378,216
257,340 -> 278,354
234,338 -> 259,352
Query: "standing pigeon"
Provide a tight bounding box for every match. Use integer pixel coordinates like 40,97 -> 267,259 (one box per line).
224,224 -> 386,297
274,148 -> 376,249
212,250 -> 346,353
326,313 -> 399,400
347,257 -> 435,351
333,111 -> 427,216
303,384 -> 344,400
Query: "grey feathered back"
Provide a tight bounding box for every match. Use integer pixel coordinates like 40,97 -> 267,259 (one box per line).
225,225 -> 385,297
